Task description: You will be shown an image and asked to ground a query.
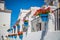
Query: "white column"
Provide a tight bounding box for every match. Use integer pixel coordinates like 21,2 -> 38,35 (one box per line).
16,26 -> 17,34
12,28 -> 14,34
27,16 -> 31,34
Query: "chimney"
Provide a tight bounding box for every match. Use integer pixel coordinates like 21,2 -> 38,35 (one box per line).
0,1 -> 5,10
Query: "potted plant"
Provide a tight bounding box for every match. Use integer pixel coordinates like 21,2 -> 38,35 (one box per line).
33,7 -> 51,40
24,20 -> 28,26
18,31 -> 23,40
34,7 -> 50,22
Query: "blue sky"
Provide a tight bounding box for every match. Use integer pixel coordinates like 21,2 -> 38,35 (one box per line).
5,0 -> 45,27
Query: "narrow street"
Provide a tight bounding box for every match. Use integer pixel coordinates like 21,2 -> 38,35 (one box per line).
0,0 -> 60,40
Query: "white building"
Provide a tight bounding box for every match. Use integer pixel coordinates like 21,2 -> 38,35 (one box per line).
0,2 -> 12,40
44,0 -> 60,31
19,6 -> 57,33
19,6 -> 60,40
19,9 -> 30,32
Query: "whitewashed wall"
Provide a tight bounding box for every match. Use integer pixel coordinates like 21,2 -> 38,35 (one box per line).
19,7 -> 40,33
28,7 -> 40,33
19,6 -> 57,33
30,6 -> 57,32
0,12 -> 11,39
16,6 -> 59,40
19,9 -> 30,31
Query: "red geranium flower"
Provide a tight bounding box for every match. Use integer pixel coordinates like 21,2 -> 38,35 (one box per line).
46,7 -> 50,13
33,7 -> 51,16
18,31 -> 23,35
47,7 -> 50,10
42,9 -> 46,14
37,9 -> 42,13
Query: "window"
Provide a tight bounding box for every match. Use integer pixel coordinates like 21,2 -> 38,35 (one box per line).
36,23 -> 42,31
31,17 -> 42,32
49,1 -> 53,6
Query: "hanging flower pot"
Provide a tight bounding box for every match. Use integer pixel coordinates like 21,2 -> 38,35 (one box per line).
16,24 -> 20,32
39,14 -> 49,22
18,31 -> 23,40
24,22 -> 28,26
12,34 -> 17,39
33,7 -> 51,22
19,35 -> 23,40
24,20 -> 28,27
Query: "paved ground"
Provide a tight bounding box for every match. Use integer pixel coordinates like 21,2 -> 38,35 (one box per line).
23,31 -> 60,40
0,31 -> 60,40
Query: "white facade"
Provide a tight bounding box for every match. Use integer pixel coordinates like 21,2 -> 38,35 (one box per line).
28,7 -> 41,32
19,7 -> 40,33
44,0 -> 59,8
19,6 -> 60,40
0,10 -> 11,37
19,9 -> 30,31
0,2 -> 12,40
19,6 -> 57,33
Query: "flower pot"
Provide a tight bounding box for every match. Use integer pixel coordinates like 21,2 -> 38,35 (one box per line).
24,22 -> 28,26
17,25 -> 20,32
19,35 -> 23,40
39,14 -> 48,22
